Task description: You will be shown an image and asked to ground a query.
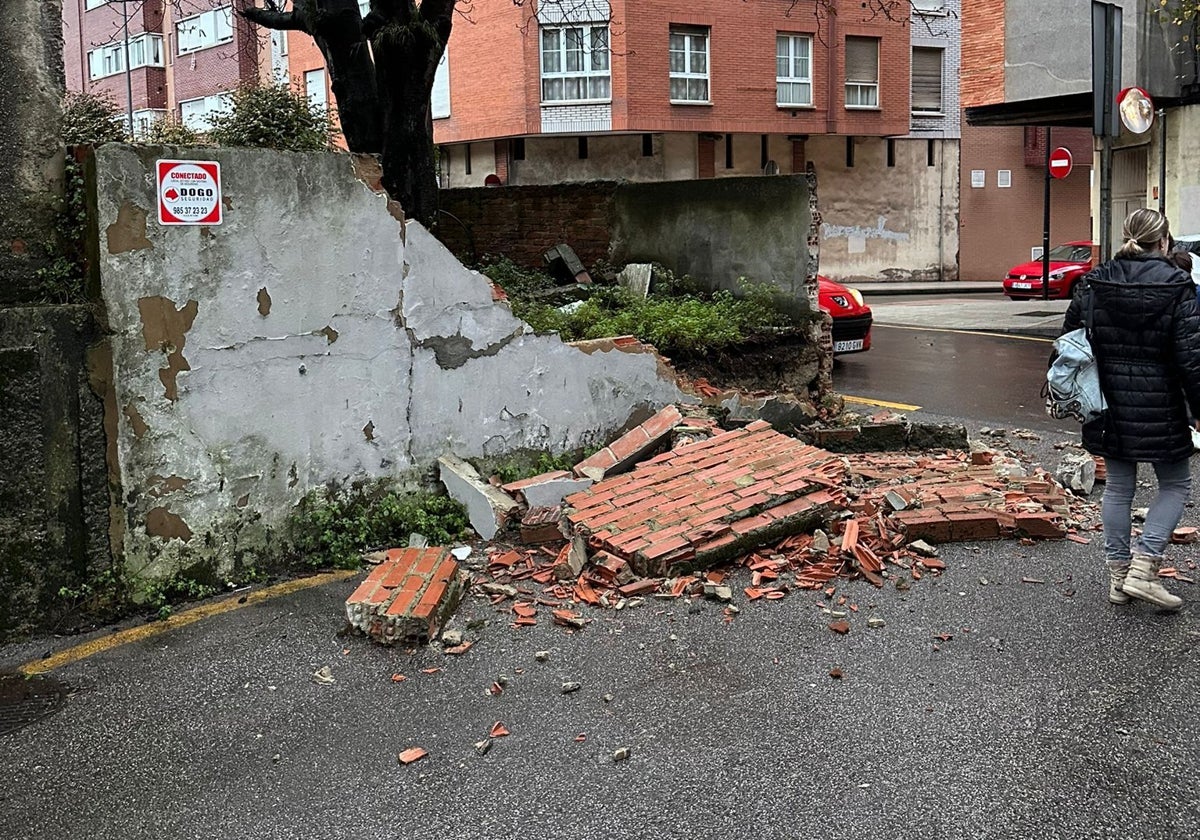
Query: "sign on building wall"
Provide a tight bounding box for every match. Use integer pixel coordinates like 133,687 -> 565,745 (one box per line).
156,160 -> 223,226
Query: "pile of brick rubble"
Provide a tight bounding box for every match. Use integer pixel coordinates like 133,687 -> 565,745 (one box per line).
346,404 -> 1104,644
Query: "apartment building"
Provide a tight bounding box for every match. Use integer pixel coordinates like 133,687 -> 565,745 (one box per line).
422,0 -> 960,281
62,0 -> 262,135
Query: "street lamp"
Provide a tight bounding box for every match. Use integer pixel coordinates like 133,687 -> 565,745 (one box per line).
119,0 -> 134,136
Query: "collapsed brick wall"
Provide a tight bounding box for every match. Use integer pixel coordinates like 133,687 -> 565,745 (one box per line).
437,181 -> 618,268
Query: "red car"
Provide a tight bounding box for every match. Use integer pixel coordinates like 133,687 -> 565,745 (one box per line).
818,276 -> 872,355
1002,241 -> 1094,300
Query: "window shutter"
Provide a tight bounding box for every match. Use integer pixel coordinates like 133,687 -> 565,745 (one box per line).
845,37 -> 878,84
911,47 -> 942,111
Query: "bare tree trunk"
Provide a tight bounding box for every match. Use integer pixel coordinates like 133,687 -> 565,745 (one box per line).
373,39 -> 439,225
241,0 -> 382,153
370,1 -> 454,226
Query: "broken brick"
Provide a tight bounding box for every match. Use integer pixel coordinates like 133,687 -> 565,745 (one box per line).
520,506 -> 566,545
345,547 -> 467,645
397,747 -> 428,765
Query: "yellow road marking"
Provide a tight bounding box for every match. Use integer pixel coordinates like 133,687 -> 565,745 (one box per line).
20,570 -> 359,676
842,395 -> 923,412
876,324 -> 1053,344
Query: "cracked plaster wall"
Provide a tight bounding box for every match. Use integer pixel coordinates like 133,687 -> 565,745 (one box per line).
91,145 -> 683,575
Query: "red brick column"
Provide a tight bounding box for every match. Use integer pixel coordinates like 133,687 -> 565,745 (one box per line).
697,136 -> 716,179
493,139 -> 510,185
791,138 -> 807,174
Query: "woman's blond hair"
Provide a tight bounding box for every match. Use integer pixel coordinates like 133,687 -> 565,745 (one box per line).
1116,208 -> 1171,258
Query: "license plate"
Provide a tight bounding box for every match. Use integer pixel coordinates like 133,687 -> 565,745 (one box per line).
834,339 -> 864,352
1011,282 -> 1032,289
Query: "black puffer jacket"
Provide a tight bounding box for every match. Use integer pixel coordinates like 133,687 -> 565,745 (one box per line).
1061,254 -> 1200,462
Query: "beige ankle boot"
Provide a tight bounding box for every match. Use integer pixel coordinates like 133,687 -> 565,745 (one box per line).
1122,553 -> 1183,610
1108,563 -> 1130,605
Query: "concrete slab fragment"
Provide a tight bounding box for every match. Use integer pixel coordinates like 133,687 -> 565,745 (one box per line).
439,455 -> 521,541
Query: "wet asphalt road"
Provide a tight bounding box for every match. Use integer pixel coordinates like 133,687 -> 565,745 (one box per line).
4,298 -> 1200,839
834,324 -> 1062,433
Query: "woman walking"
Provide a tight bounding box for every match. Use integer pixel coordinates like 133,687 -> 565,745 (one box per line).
1061,208 -> 1200,610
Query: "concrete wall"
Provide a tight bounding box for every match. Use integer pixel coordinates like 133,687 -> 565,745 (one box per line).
1148,104 -> 1200,236
813,136 -> 960,282
1002,0 -> 1185,102
91,146 -> 684,575
609,176 -> 812,301
0,0 -> 115,638
0,307 -> 112,637
439,144 -> 957,284
0,0 -> 66,301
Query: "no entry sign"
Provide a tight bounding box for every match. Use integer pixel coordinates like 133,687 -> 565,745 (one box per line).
1049,147 -> 1073,180
157,159 -> 222,225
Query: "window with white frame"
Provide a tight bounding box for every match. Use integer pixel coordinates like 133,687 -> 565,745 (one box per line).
911,0 -> 946,12
180,92 -> 232,131
87,33 -> 164,80
176,5 -> 234,55
844,36 -> 879,108
130,109 -> 168,138
305,69 -> 328,111
669,26 -> 709,103
776,33 -> 813,107
432,51 -> 451,119
540,24 -> 610,103
911,47 -> 943,113
84,0 -> 110,9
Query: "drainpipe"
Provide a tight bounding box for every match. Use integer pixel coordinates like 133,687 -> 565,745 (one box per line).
938,138 -> 945,281
826,9 -> 837,134
1158,108 -> 1167,215
121,0 -> 134,136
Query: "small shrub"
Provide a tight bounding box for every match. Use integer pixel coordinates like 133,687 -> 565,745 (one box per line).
35,157 -> 87,303
208,82 -> 336,151
488,451 -> 581,485
478,255 -> 558,298
141,116 -> 205,146
62,91 -> 127,145
509,274 -> 793,357
287,485 -> 469,569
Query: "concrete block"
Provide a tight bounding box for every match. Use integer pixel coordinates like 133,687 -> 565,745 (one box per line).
503,470 -> 593,509
907,422 -> 970,450
438,455 -> 521,540
617,263 -> 653,298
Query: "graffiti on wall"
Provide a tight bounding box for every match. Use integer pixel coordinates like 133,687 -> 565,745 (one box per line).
821,216 -> 911,254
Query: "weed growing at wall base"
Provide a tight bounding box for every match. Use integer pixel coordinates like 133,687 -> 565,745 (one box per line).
286,485 -> 469,569
486,262 -> 796,358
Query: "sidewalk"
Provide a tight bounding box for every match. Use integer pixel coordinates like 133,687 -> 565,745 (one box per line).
866,293 -> 1069,338
853,280 -> 999,296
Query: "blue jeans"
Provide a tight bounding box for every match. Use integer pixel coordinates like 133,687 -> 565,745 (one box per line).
1102,457 -> 1192,567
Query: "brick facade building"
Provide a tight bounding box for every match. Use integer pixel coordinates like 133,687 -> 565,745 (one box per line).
62,0 -> 263,134
958,0 -> 1092,281
432,0 -> 915,187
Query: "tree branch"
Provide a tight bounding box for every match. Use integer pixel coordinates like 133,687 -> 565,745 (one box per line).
239,6 -> 306,32
420,0 -> 457,25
